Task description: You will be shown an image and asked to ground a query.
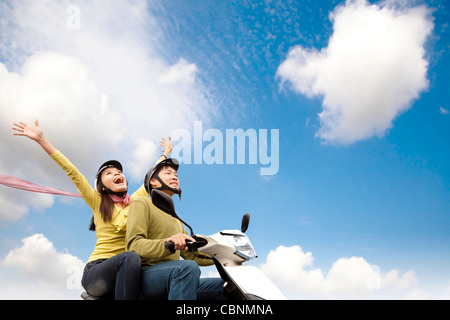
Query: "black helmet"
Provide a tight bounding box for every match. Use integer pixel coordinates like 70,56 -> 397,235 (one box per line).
144,158 -> 181,198
95,160 -> 125,194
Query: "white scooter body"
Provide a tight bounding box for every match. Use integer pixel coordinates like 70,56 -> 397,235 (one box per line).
193,228 -> 286,300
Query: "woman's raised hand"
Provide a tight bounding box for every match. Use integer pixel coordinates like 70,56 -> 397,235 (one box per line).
12,119 -> 56,155
12,119 -> 43,142
160,137 -> 173,158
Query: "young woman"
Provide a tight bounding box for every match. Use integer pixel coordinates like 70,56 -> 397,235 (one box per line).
12,119 -> 172,300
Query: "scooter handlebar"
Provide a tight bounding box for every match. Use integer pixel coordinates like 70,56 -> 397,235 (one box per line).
164,236 -> 207,254
164,240 -> 176,253
164,239 -> 196,254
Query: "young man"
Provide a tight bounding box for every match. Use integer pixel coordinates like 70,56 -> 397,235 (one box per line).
125,158 -> 225,300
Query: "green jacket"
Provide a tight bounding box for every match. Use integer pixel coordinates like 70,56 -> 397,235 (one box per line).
125,197 -> 213,267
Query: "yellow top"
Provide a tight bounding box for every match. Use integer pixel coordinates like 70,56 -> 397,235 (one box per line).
50,150 -> 148,262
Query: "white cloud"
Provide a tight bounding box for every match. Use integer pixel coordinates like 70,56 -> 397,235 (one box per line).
259,245 -> 325,295
158,58 -> 199,85
0,234 -> 84,299
0,0 -> 215,222
130,138 -> 158,180
0,186 -> 54,223
259,245 -> 421,299
277,0 -> 433,145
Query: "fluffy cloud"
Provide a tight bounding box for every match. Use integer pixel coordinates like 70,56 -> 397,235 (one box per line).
277,0 -> 433,145
260,245 -> 420,299
0,234 -> 84,299
0,0 -> 214,222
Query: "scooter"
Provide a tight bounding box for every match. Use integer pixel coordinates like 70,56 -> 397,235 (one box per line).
152,189 -> 286,300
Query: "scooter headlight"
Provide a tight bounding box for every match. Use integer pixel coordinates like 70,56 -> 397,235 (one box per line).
221,233 -> 256,260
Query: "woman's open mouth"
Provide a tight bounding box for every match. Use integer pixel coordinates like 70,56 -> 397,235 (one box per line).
113,176 -> 124,184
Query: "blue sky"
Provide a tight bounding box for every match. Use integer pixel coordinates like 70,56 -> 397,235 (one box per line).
0,0 -> 449,299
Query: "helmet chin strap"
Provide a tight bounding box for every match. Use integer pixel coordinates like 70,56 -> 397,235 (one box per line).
98,180 -> 128,197
153,176 -> 182,200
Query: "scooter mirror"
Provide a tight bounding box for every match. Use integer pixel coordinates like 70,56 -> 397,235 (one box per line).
151,189 -> 176,216
241,213 -> 250,233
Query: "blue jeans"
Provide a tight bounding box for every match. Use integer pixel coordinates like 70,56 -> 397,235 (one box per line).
140,260 -> 225,300
81,251 -> 141,300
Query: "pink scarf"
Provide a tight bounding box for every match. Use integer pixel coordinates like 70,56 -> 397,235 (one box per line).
0,174 -> 82,198
109,193 -> 131,206
0,174 -> 132,206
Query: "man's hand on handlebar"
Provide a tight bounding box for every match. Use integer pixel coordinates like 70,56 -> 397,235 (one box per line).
167,233 -> 196,251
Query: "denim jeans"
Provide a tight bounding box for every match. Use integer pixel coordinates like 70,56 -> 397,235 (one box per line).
81,251 -> 141,300
140,260 -> 226,300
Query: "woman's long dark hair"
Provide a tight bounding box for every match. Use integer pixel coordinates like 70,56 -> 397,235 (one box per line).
89,183 -> 115,231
